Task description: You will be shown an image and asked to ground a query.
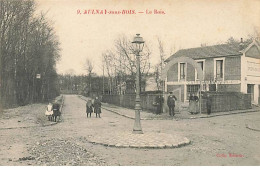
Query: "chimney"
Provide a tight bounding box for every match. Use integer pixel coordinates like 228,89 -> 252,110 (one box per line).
239,38 -> 244,50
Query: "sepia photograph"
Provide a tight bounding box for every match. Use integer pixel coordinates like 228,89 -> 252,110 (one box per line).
0,0 -> 260,166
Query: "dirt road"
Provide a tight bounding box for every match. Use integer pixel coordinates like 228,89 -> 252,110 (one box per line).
0,95 -> 259,166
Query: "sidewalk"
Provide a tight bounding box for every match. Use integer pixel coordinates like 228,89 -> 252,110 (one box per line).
0,104 -> 56,130
79,95 -> 260,120
246,119 -> 260,132
86,131 -> 191,149
0,95 -> 65,130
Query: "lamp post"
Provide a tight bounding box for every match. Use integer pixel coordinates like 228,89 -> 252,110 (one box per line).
132,34 -> 145,134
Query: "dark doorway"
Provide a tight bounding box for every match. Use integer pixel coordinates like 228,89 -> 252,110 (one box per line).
247,84 -> 254,103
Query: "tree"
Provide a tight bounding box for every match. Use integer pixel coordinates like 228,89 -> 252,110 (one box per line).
154,65 -> 160,91
84,58 -> 94,96
84,59 -> 94,75
102,34 -> 152,94
102,51 -> 116,94
226,37 -> 237,44
114,35 -> 151,77
154,38 -> 165,91
0,0 -> 60,108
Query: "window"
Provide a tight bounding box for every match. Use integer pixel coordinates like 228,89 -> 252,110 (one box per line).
216,60 -> 223,78
196,61 -> 204,80
214,58 -> 225,80
187,85 -> 200,97
179,63 -> 186,80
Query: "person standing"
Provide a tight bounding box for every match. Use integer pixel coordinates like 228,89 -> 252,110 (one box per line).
45,102 -> 53,121
167,92 -> 177,116
52,102 -> 60,122
94,97 -> 102,118
86,99 -> 93,118
206,93 -> 212,115
189,93 -> 199,114
154,94 -> 164,115
188,94 -> 193,114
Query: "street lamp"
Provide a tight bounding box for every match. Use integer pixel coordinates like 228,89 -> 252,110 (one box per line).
132,34 -> 145,134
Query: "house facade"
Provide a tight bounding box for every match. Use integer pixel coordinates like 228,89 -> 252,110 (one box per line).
164,39 -> 260,105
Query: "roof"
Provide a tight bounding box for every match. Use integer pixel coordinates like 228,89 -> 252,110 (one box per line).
165,42 -> 251,62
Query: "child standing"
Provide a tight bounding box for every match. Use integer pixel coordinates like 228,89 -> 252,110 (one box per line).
86,99 -> 93,118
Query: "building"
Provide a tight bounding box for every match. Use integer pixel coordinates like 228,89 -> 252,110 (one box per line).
164,39 -> 260,105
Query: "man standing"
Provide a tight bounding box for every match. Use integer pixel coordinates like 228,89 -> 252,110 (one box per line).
167,92 -> 177,116
206,93 -> 212,115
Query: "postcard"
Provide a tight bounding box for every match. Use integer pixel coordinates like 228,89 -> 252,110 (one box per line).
0,0 -> 259,166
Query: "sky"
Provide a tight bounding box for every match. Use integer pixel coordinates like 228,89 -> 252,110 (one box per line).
35,0 -> 260,76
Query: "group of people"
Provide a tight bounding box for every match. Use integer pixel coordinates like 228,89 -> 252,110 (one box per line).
154,92 -> 213,115
45,102 -> 61,122
45,93 -> 212,121
189,93 -> 212,115
154,92 -> 177,116
86,97 -> 102,118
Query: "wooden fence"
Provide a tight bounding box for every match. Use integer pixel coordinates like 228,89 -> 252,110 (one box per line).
200,92 -> 251,113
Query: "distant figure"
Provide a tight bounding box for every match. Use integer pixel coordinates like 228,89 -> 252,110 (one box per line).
154,94 -> 164,115
167,92 -> 177,116
189,93 -> 199,114
52,102 -> 61,122
86,99 -> 93,118
206,93 -> 212,115
45,103 -> 53,121
93,97 -> 102,118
